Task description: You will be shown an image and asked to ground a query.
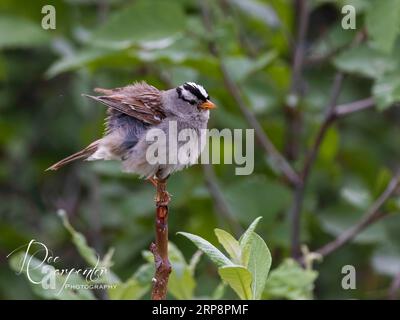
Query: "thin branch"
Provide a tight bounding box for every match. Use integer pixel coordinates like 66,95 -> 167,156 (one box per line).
290,0 -> 309,94
220,64 -> 301,186
302,73 -> 344,181
284,0 -> 310,160
305,28 -> 367,68
200,1 -> 300,187
315,170 -> 400,257
304,49 -> 341,66
203,164 -> 243,237
335,97 -> 375,117
290,95 -> 378,258
150,177 -> 172,300
290,72 -> 344,257
289,30 -> 368,257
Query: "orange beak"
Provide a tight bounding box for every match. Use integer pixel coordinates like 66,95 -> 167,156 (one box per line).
200,100 -> 216,110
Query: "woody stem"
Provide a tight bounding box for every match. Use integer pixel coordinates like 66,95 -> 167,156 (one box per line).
150,177 -> 171,300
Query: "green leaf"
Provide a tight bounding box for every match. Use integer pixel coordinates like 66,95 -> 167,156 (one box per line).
229,0 -> 280,27
167,242 -> 196,300
239,216 -> 262,266
374,168 -> 392,198
247,233 -> 272,300
319,127 -> 339,163
319,204 -> 387,244
109,277 -> 149,300
310,22 -> 356,59
59,210 -> 119,284
177,232 -> 233,267
224,177 -> 291,225
372,72 -> 400,110
168,268 -> 196,300
366,0 -> 400,53
340,183 -> 371,210
263,259 -> 318,300
8,252 -> 95,300
141,242 -> 198,299
46,49 -> 132,78
333,45 -> 396,79
218,265 -> 253,300
90,0 -> 185,49
0,15 -> 49,49
212,283 -> 226,300
224,52 -> 277,83
59,210 -> 99,267
214,228 -> 242,263
109,263 -> 153,300
188,250 -> 203,273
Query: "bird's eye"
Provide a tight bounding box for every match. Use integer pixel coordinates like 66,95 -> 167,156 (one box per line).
189,100 -> 196,105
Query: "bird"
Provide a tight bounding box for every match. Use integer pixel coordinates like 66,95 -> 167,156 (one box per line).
46,81 -> 216,187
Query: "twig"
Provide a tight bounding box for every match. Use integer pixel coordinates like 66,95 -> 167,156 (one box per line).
203,164 -> 243,237
220,64 -> 300,186
200,1 -> 300,187
335,97 -> 375,117
290,72 -> 344,257
290,95 -> 379,258
150,177 -> 172,300
289,30 -> 368,257
302,73 -> 344,181
315,170 -> 400,257
284,0 -> 310,160
290,0 -> 309,92
304,49 -> 341,66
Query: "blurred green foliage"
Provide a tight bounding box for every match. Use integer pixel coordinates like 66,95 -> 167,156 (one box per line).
1,0 -> 400,299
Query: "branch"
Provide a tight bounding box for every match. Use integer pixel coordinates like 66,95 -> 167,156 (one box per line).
290,0 -> 309,93
290,72 -> 344,257
335,97 -> 375,117
284,0 -> 310,160
150,177 -> 171,300
203,164 -> 243,237
219,64 -> 300,186
315,170 -> 400,258
200,1 -> 300,187
301,73 -> 344,181
290,95 -> 378,258
289,30 -> 368,257
304,49 -> 341,66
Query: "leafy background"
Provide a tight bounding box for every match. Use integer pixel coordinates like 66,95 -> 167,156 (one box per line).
1,0 -> 400,299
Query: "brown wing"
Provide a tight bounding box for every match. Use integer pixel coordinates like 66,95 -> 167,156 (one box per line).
83,81 -> 166,125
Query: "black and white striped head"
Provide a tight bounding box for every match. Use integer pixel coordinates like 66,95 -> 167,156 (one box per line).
176,82 -> 216,110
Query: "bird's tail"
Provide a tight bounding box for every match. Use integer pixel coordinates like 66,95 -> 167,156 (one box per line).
46,141 -> 99,171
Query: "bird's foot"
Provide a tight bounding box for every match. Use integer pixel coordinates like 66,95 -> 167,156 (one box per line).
149,175 -> 171,206
148,177 -> 158,187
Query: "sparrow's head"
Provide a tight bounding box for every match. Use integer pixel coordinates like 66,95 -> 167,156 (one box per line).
176,82 -> 216,111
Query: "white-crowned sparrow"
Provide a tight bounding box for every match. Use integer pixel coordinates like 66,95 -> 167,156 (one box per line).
47,81 -> 216,181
